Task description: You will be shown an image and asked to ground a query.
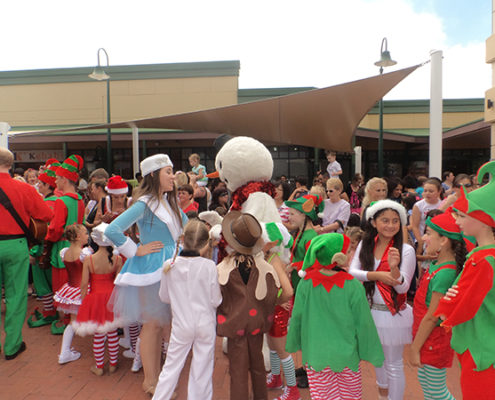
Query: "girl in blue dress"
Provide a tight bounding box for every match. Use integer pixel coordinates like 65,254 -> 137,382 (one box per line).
106,154 -> 187,395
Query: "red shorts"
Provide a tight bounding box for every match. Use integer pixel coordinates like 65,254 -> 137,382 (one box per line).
269,298 -> 293,338
458,350 -> 495,400
51,266 -> 68,293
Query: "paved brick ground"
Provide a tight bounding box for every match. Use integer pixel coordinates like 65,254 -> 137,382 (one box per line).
0,297 -> 462,399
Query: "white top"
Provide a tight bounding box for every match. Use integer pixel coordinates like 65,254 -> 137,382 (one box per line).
321,199 -> 350,233
414,198 -> 442,238
349,241 -> 416,304
326,160 -> 342,177
159,256 -> 222,328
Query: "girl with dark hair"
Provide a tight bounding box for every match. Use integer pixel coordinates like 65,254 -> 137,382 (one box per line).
105,154 -> 187,395
349,200 -> 416,400
386,177 -> 403,203
273,180 -> 291,226
410,211 -> 466,399
208,187 -> 230,213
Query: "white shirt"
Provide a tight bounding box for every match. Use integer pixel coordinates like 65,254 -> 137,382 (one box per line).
349,242 -> 416,303
414,198 -> 442,237
326,160 -> 342,177
322,199 -> 350,233
159,256 -> 222,329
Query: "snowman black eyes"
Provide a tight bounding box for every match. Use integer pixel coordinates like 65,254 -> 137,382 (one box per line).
219,161 -> 223,170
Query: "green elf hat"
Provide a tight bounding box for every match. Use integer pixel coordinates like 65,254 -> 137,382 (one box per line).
38,158 -> 60,189
285,194 -> 324,222
261,222 -> 294,263
56,155 -> 84,183
453,160 -> 495,227
425,210 -> 463,241
298,233 -> 350,278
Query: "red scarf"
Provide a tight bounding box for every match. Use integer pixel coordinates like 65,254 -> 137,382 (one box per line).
230,181 -> 276,211
375,238 -> 406,315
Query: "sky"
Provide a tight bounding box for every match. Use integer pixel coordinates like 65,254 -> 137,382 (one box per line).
1,0 -> 491,100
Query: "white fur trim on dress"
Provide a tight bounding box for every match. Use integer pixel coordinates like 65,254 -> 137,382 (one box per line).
114,267 -> 163,287
72,318 -> 126,337
116,237 -> 138,259
138,195 -> 182,242
365,199 -> 407,226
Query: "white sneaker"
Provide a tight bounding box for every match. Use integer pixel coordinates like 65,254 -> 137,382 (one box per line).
58,350 -> 81,364
122,349 -> 135,359
131,354 -> 142,372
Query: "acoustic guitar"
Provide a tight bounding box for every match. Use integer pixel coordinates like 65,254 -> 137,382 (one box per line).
29,217 -> 48,243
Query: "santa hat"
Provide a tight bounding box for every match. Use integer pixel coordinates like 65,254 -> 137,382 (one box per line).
105,175 -> 128,195
285,194 -> 324,222
298,233 -> 350,278
38,158 -> 60,188
261,222 -> 294,263
365,199 -> 407,226
56,155 -> 84,183
140,154 -> 173,177
453,161 -> 495,227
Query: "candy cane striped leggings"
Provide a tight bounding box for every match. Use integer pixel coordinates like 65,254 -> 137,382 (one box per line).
417,365 -> 455,400
306,365 -> 361,400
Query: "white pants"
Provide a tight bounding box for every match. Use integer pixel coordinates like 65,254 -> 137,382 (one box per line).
375,343 -> 405,400
152,322 -> 216,400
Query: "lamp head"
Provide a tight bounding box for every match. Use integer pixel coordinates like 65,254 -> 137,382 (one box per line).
89,66 -> 110,81
375,50 -> 397,68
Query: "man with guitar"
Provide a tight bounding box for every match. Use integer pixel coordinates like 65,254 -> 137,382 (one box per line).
0,147 -> 53,360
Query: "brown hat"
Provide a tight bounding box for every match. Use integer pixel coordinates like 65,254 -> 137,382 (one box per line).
222,211 -> 264,255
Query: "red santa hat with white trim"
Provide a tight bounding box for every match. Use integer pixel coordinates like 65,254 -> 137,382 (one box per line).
105,175 -> 129,195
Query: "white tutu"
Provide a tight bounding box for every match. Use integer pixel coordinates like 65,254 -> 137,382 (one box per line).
371,303 -> 413,346
108,281 -> 171,326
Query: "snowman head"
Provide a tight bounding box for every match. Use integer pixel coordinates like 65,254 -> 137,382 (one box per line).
215,136 -> 273,192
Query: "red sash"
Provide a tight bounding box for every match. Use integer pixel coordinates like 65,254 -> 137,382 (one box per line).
375,238 -> 406,315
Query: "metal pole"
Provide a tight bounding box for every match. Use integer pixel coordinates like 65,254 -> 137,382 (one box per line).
378,97 -> 384,177
106,79 -> 112,174
354,146 -> 362,175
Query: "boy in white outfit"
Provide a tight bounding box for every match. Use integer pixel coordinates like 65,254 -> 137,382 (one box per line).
153,219 -> 222,400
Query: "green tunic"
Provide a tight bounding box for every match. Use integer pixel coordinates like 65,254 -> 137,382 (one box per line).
290,229 -> 317,292
286,271 -> 384,372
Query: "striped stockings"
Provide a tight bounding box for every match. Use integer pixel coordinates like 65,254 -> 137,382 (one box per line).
93,330 -> 119,368
417,365 -> 455,400
129,323 -> 141,353
307,366 -> 362,400
40,293 -> 54,313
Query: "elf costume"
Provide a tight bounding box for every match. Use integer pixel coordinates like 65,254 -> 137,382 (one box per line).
286,233 -> 384,400
28,159 -> 61,328
435,161 -> 495,400
284,194 -> 321,292
412,211 -> 462,399
42,155 -> 85,334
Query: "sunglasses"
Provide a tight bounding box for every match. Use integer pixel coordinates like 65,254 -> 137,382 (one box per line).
326,189 -> 335,193
454,183 -> 472,188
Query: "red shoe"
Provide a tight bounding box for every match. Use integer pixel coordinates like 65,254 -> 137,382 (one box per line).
266,373 -> 283,390
275,385 -> 302,400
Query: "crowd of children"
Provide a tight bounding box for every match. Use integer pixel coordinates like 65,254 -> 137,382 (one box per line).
8,145 -> 495,400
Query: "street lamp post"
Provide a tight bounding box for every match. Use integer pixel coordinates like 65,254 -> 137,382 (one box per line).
89,48 -> 112,174
374,38 -> 397,177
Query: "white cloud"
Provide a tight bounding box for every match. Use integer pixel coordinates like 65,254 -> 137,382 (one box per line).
0,0 -> 490,99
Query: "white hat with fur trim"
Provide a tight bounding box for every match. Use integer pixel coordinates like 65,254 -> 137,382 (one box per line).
140,154 -> 173,177
365,199 -> 407,226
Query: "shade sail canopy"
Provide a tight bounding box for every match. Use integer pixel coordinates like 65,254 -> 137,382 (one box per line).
12,65 -> 419,152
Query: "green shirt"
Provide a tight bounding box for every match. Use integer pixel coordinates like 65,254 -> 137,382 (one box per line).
290,229 -> 317,292
286,273 -> 384,372
425,261 -> 457,308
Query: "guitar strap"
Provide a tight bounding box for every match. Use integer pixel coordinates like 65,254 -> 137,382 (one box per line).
0,186 -> 37,244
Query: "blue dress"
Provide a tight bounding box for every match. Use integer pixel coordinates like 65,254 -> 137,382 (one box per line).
105,196 -> 187,325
